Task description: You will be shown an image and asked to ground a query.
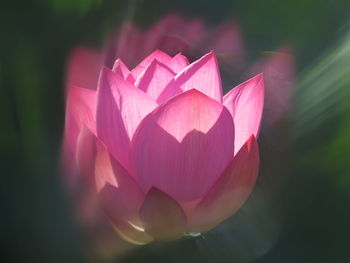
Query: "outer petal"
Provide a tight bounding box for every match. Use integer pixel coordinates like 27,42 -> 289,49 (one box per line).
131,89 -> 235,201
175,51 -> 222,102
139,188 -> 187,240
131,50 -> 172,79
134,60 -> 175,101
94,139 -> 152,244
224,74 -> 264,153
64,86 -> 96,157
96,67 -> 157,170
167,53 -> 190,73
188,136 -> 259,232
95,139 -> 144,222
65,47 -> 103,92
76,126 -> 97,188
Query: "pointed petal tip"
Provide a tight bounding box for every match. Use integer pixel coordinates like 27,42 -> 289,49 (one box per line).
244,135 -> 259,153
249,72 -> 264,83
98,66 -> 124,87
112,58 -> 127,69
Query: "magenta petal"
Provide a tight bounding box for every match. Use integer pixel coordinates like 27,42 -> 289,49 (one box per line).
112,58 -> 130,79
95,140 -> 152,245
96,67 -> 157,170
76,126 -> 97,188
139,188 -> 186,240
134,60 -> 175,101
65,47 -> 103,92
95,139 -> 145,225
131,89 -> 234,201
188,136 -> 259,232
175,52 -> 222,102
167,53 -> 190,73
224,74 -> 264,153
64,86 -> 96,157
131,50 -> 172,79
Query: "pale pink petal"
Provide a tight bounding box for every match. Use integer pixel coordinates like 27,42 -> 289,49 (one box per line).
94,139 -> 152,244
76,126 -> 97,188
182,18 -> 205,45
224,74 -> 264,153
95,139 -> 145,224
188,136 -> 259,232
139,188 -> 186,240
131,50 -> 172,79
208,21 -> 244,64
167,53 -> 190,73
112,58 -> 130,79
65,47 -> 103,92
131,89 -> 234,201
134,60 -> 175,101
64,86 -> 96,157
247,47 -> 294,128
175,51 -> 222,102
96,67 -> 158,170
155,81 -> 182,105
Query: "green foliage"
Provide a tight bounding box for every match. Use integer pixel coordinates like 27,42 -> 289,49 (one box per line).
45,0 -> 102,15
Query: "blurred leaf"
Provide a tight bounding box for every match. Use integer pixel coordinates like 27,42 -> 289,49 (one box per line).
9,39 -> 46,172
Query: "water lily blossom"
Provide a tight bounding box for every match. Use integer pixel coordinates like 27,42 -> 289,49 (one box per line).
63,49 -> 264,244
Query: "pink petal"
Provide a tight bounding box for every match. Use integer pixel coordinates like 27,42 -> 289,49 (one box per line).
112,58 -> 130,79
131,89 -> 235,201
139,188 -> 186,240
188,136 -> 259,232
167,53 -> 190,73
94,139 -> 152,245
65,47 -> 103,92
64,86 -> 96,157
95,140 -> 144,213
76,126 -> 97,188
247,47 -> 294,128
134,60 -> 175,101
223,74 -> 264,153
182,18 -> 205,45
131,50 -> 172,79
96,67 -> 158,170
209,21 -> 244,64
95,138 -> 145,226
175,51 -> 222,102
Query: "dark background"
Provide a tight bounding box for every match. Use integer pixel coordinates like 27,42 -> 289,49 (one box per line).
2,0 -> 350,262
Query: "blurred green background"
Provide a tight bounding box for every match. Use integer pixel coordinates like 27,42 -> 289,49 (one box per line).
1,0 -> 350,262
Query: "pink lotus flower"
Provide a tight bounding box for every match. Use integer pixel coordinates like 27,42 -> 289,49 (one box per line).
64,49 -> 264,244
